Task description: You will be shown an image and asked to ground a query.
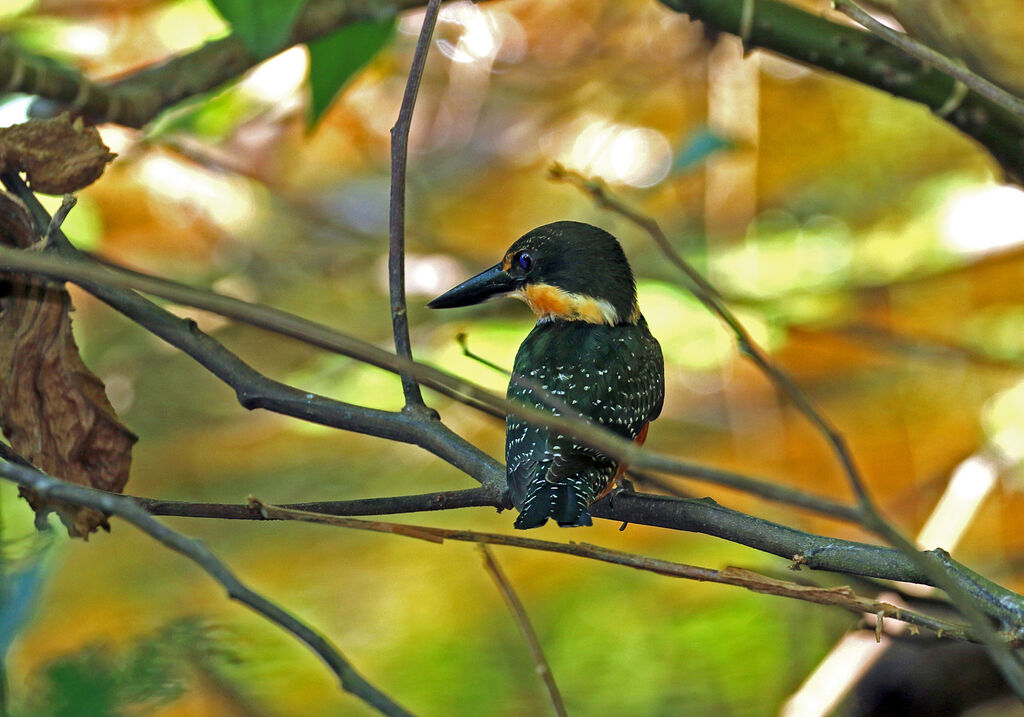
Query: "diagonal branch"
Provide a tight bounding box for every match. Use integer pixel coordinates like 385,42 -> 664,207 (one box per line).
0,172 -> 504,488
14,0 -> 431,128
832,0 -> 1024,119
0,461 -> 414,717
479,546 -> 568,717
550,164 -> 873,505
549,165 -> 1024,696
0,232 -> 859,522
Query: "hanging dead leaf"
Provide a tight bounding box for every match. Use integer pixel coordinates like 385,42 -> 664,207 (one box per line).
0,192 -> 136,537
0,114 -> 116,194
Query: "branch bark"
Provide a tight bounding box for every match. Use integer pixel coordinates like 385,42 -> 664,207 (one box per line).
388,0 -> 441,411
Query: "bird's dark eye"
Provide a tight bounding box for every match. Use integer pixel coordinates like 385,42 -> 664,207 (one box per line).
517,252 -> 533,272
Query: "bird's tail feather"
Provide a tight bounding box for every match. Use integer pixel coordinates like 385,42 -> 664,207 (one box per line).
514,481 -> 593,529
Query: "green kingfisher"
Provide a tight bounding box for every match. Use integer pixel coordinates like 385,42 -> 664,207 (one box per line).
428,221 -> 665,529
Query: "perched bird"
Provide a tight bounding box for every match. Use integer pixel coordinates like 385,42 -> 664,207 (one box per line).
428,221 -> 665,529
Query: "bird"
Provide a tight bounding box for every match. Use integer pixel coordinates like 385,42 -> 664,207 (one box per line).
428,221 -> 665,529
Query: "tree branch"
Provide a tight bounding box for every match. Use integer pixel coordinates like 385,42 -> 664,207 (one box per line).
832,0 -> 1024,119
249,499 -> 1003,645
0,232 -> 860,522
550,164 -> 1024,695
388,0 -> 441,411
656,0 -> 1024,180
479,546 -> 567,717
15,0 -> 430,128
121,486 -> 1024,633
137,486 -> 507,519
0,461 -> 414,717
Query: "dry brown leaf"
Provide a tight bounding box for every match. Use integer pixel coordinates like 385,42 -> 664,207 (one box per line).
0,192 -> 136,537
0,115 -> 116,194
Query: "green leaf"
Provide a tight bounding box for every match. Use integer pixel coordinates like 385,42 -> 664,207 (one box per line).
306,17 -> 397,128
208,0 -> 307,59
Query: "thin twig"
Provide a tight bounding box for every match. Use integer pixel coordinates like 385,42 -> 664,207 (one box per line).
456,332 -> 511,375
0,462 -> 413,717
388,0 -> 441,410
44,195 -> 76,247
549,163 -> 872,506
832,0 -> 1024,120
138,486 -> 507,519
479,546 -> 568,717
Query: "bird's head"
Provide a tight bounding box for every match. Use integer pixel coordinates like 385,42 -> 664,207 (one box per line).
428,221 -> 640,325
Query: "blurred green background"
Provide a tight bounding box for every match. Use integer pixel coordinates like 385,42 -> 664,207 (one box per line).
1,0 -> 1024,714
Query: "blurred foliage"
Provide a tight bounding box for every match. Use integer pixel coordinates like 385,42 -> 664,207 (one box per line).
307,19 -> 397,127
208,0 -> 304,59
0,0 -> 1022,714
10,618 -> 253,717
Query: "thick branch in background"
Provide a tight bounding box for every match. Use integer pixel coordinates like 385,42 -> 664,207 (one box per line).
0,0 -> 1020,179
11,0 -> 428,128
657,0 -> 1024,180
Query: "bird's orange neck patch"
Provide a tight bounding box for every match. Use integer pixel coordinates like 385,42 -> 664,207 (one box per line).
514,283 -> 625,325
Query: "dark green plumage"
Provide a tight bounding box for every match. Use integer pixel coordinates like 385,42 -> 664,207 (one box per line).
506,317 -> 664,528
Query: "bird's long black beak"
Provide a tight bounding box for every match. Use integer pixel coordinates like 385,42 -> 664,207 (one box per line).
427,263 -> 517,309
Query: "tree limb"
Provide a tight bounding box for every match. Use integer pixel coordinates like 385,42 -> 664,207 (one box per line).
656,0 -> 1024,180
479,546 -> 568,717
15,0 -> 430,128
0,460 -> 414,717
832,0 -> 1024,119
122,486 -> 1024,633
388,0 -> 441,411
249,498 -> 1003,645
